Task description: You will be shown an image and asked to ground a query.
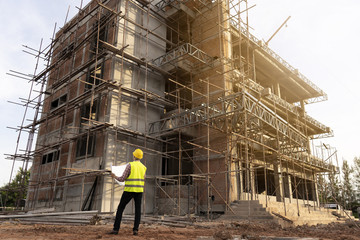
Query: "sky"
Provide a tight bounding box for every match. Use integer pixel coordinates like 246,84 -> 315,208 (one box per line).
250,0 -> 360,167
0,0 -> 92,186
1,0 -> 360,186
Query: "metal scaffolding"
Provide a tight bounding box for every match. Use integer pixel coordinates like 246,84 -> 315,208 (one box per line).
3,0 -> 338,222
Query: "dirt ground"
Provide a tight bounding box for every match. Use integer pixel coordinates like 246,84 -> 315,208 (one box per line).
1,220 -> 360,240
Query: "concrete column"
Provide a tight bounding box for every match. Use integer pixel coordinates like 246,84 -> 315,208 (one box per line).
239,162 -> 245,200
283,174 -> 293,202
274,162 -> 284,202
249,163 -> 256,200
274,83 -> 281,98
300,100 -> 305,113
236,143 -> 244,200
300,100 -> 312,154
312,172 -> 320,207
229,159 -> 238,202
229,137 -> 239,202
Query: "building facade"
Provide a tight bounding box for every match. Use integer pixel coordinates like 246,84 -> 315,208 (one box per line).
26,0 -> 335,216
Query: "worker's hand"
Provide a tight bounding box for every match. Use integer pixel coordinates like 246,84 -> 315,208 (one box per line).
110,173 -> 116,178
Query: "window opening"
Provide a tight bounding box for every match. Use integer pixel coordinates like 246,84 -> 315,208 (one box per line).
50,94 -> 67,110
85,65 -> 103,90
41,150 -> 60,165
80,99 -> 98,124
76,134 -> 95,159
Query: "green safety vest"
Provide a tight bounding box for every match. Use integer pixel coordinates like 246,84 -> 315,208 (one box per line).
124,161 -> 147,192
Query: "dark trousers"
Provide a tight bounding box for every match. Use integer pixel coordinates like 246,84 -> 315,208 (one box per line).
113,191 -> 143,232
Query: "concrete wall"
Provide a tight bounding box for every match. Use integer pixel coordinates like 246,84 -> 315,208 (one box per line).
27,0 -> 167,212
100,0 -> 166,214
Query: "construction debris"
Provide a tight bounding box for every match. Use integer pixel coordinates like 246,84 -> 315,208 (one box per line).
0,219 -> 359,239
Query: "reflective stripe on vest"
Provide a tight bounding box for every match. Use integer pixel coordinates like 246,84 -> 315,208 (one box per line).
124,161 -> 147,192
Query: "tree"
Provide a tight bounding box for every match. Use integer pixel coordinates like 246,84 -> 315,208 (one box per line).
353,157 -> 360,203
0,167 -> 30,208
328,168 -> 341,203
341,160 -> 355,210
318,173 -> 331,203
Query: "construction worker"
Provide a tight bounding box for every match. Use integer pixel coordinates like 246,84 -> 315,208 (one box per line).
108,148 -> 147,236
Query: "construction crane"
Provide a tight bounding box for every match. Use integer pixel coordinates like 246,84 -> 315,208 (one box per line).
266,16 -> 291,45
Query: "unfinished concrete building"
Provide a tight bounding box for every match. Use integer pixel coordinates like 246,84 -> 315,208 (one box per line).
10,0 -> 338,222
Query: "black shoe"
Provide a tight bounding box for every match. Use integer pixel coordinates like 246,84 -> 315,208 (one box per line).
133,230 -> 138,236
108,230 -> 118,235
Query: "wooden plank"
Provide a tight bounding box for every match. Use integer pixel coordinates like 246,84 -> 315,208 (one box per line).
0,210 -> 98,219
19,221 -> 86,226
17,218 -> 90,224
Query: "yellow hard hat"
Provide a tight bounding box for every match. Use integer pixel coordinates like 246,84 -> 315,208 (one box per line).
133,148 -> 143,159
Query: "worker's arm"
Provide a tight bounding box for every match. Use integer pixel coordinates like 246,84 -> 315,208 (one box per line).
110,164 -> 131,182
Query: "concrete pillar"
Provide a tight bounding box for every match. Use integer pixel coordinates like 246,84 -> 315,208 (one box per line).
312,172 -> 320,207
300,100 -> 312,155
238,162 -> 245,200
250,163 -> 256,200
300,100 -> 305,113
274,83 -> 281,98
283,174 -> 293,202
229,159 -> 238,202
274,162 -> 284,202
